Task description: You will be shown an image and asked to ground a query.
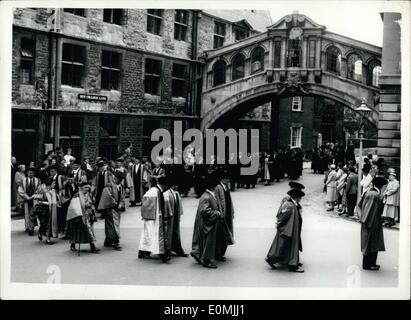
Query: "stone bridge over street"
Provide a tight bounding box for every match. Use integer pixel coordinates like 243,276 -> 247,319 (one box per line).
200,13 -> 382,130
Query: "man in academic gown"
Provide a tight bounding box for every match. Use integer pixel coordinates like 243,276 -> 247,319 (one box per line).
214,168 -> 235,261
191,171 -> 223,269
71,160 -> 87,185
358,176 -> 387,270
130,158 -> 145,206
98,171 -> 125,250
18,166 -> 40,235
138,173 -> 171,263
265,188 -> 305,273
91,160 -> 113,215
164,177 -> 188,258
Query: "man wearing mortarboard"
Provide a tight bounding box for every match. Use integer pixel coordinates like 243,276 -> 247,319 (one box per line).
98,171 -> 125,251
91,159 -> 113,215
265,188 -> 305,273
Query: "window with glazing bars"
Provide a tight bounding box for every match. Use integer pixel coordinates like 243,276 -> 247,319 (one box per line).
147,9 -> 163,35
61,43 -> 85,87
64,9 -> 85,17
213,21 -> 226,49
103,9 -> 124,25
287,40 -> 301,67
101,50 -> 121,90
172,63 -> 187,98
174,10 -> 188,41
144,59 -> 162,95
308,40 -> 316,68
20,38 -> 35,85
273,40 -> 281,68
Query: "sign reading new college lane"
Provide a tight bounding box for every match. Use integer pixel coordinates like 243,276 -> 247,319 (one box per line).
78,94 -> 108,102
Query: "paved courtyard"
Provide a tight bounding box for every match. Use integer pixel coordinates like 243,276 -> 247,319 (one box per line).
10,170 -> 399,288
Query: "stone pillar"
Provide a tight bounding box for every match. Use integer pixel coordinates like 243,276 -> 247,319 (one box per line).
301,36 -> 307,68
377,12 -> 401,172
280,37 -> 287,68
316,36 -> 322,69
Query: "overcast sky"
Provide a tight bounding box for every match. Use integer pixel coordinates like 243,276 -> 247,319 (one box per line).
267,1 -> 390,47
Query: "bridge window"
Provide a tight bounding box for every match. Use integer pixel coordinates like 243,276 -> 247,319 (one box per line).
214,21 -> 226,49
274,40 -> 282,68
251,47 -> 265,74
147,9 -> 163,35
232,54 -> 245,80
308,40 -> 316,68
290,127 -> 302,148
347,53 -> 363,82
367,60 -> 381,87
326,46 -> 341,74
287,40 -> 301,67
372,66 -> 381,87
291,96 -> 302,111
144,58 -> 162,95
213,60 -> 226,87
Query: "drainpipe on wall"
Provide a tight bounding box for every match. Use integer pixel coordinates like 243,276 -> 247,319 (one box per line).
191,10 -> 200,117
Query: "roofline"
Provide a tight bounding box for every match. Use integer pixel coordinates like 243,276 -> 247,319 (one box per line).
323,30 -> 382,51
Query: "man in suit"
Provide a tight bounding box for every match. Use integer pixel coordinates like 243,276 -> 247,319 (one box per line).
191,171 -> 223,269
345,166 -> 358,217
98,171 -> 125,251
18,166 -> 40,235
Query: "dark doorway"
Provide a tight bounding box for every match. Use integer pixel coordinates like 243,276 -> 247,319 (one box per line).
12,132 -> 36,167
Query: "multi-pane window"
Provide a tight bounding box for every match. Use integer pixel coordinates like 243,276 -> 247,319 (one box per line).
273,40 -> 282,68
372,66 -> 381,87
144,58 -> 162,95
290,127 -> 302,148
101,50 -> 121,90
174,10 -> 188,41
172,63 -> 187,98
234,27 -> 248,41
213,21 -> 226,49
251,47 -> 264,73
103,9 -> 124,25
99,117 -> 119,160
308,40 -> 316,68
232,54 -> 245,80
287,40 -> 301,67
347,53 -> 363,81
59,116 -> 83,157
291,96 -> 302,111
326,46 -> 341,74
213,60 -> 226,87
64,9 -> 85,17
20,38 -> 35,85
61,43 -> 85,87
147,9 -> 163,35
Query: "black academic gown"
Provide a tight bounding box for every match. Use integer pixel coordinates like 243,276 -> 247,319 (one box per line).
266,199 -> 302,267
191,190 -> 221,263
359,187 -> 385,255
215,182 -> 235,257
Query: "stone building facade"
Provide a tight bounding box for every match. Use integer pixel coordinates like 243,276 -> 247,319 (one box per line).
11,8 -> 273,165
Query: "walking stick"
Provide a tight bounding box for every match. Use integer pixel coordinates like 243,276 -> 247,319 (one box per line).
77,227 -> 81,256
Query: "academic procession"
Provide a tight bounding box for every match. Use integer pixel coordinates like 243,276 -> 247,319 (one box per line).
10,141 -> 399,274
